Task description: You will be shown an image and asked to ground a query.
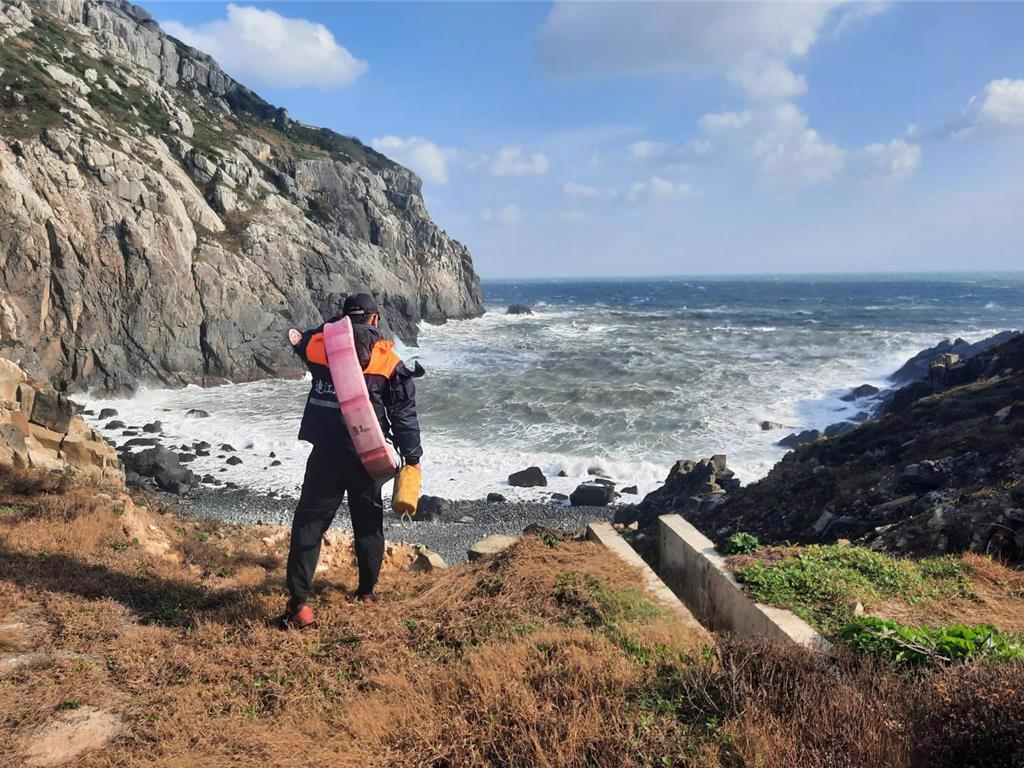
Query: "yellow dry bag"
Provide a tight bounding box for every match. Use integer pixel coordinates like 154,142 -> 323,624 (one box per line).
392,463 -> 422,518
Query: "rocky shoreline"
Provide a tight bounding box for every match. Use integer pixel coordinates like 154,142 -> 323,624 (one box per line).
57,328 -> 1022,565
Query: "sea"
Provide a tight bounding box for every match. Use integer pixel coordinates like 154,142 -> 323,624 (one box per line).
81,274 -> 1024,502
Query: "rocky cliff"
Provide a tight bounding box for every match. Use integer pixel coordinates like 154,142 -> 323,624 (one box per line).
0,0 -> 484,393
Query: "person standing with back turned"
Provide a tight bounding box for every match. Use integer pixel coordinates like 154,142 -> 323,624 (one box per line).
275,292 -> 424,629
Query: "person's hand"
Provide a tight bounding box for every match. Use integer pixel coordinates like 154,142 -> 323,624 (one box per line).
288,329 -> 301,346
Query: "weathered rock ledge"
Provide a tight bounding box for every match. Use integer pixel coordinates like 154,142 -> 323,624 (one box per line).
0,356 -> 123,485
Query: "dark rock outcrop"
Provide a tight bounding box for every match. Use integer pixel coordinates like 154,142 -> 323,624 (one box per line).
506,304 -> 533,316
840,384 -> 880,402
0,0 -> 484,394
508,467 -> 547,488
693,332 -> 1024,562
615,455 -> 739,528
888,332 -> 1020,384
777,429 -> 821,449
569,482 -> 615,507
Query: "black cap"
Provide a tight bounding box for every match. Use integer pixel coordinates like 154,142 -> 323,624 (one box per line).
342,292 -> 379,318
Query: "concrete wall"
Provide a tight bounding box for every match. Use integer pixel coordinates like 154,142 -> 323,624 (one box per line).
657,514 -> 828,649
587,522 -> 708,637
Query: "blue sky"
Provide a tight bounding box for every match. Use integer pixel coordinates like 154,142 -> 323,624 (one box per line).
156,1 -> 1024,278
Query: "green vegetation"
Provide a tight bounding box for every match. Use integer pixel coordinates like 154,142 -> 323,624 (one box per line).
732,544 -> 969,633
840,617 -> 1024,666
722,531 -> 760,555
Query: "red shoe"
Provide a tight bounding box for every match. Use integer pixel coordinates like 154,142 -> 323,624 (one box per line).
356,593 -> 379,606
273,601 -> 316,629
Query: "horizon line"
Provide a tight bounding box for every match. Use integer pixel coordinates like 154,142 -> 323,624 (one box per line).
477,269 -> 1024,282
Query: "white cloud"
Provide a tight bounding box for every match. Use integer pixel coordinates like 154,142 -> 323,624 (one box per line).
863,139 -> 921,183
699,111 -> 753,133
563,181 -> 600,198
490,147 -> 550,177
163,4 -> 367,89
558,210 -> 590,223
628,140 -> 666,159
950,79 -> 1024,138
538,2 -> 868,102
694,104 -> 846,188
370,136 -> 457,184
752,105 -> 847,187
481,203 -> 522,224
626,176 -> 699,203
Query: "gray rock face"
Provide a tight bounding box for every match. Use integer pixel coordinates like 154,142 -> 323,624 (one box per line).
508,467 -> 547,488
0,0 -> 484,393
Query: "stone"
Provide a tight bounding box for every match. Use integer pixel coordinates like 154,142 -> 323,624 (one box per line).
178,453 -> 196,463
621,485 -> 638,495
105,420 -> 126,430
124,437 -> 159,448
194,440 -> 211,450
98,408 -> 118,419
410,546 -> 447,572
840,384 -> 880,402
270,459 -> 281,466
506,304 -> 533,315
824,421 -> 857,439
29,389 -> 74,434
122,446 -> 193,493
508,466 -> 547,488
902,461 -> 948,490
569,482 -> 615,507
468,534 -> 519,560
142,421 -> 163,433
225,455 -> 243,466
759,420 -> 792,431
551,493 -> 569,501
992,405 -> 1014,425
185,408 -> 211,419
220,444 -> 236,452
486,492 -> 506,503
417,495 -> 449,522
777,429 -> 822,449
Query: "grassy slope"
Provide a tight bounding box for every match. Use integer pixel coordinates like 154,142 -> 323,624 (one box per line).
729,544 -> 1024,637
1,467 -> 1024,767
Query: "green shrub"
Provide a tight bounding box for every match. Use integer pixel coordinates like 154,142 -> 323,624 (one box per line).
722,532 -> 760,555
839,617 -> 1024,666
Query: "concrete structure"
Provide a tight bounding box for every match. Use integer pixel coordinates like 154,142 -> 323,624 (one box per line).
657,514 -> 829,649
586,522 -> 707,636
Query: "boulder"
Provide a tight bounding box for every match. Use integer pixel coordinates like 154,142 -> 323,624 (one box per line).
142,421 -> 162,434
621,485 -> 638,495
220,443 -> 236,452
410,545 -> 447,572
902,461 -> 949,490
225,456 -> 243,466
122,446 -> 193,493
29,389 -> 74,434
98,408 -> 119,420
777,429 -> 822,449
840,384 -> 880,402
508,466 -> 547,488
417,495 -> 449,522
105,420 -> 126,430
506,304 -> 533,315
569,482 -> 615,507
185,408 -> 211,419
486,492 -> 506,503
824,421 -> 857,439
124,437 -> 159,448
468,534 -> 519,560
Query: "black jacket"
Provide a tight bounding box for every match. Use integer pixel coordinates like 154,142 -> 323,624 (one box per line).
292,318 -> 423,464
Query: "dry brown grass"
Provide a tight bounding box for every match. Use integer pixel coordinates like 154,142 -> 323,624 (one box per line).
875,553 -> 1024,631
1,465 -> 1023,768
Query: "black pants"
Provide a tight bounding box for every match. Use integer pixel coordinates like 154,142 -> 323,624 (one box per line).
286,440 -> 384,602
